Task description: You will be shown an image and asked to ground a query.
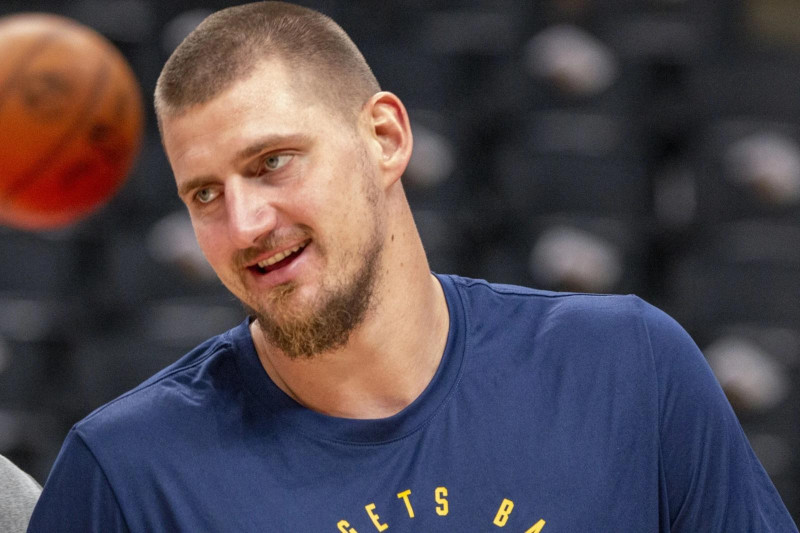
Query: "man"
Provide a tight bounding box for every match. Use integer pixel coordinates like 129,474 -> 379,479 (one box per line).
0,454 -> 41,532
28,2 -> 797,531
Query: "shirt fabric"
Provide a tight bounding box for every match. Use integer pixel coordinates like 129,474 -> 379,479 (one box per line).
28,275 -> 798,532
1,454 -> 42,532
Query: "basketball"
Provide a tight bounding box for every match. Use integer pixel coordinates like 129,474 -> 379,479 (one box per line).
0,13 -> 143,231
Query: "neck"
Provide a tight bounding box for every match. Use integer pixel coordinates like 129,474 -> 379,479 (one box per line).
251,203 -> 450,419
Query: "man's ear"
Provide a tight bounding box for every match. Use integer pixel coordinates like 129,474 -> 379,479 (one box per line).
364,91 -> 413,188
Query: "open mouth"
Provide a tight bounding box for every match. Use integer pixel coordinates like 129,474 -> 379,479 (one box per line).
250,240 -> 310,275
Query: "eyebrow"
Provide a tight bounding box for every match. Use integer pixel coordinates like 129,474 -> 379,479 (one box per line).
176,133 -> 312,198
234,133 -> 312,164
177,175 -> 216,199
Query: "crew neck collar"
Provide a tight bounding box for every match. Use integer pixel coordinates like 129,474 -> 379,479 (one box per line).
231,273 -> 466,445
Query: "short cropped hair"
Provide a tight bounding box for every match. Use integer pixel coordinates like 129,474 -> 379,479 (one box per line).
154,1 -> 380,123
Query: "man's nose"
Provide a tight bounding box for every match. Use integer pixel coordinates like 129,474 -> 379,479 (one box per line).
225,177 -> 277,248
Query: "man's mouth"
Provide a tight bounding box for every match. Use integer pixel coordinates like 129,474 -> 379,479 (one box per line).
250,240 -> 310,274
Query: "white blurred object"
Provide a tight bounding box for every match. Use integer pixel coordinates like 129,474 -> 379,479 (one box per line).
147,211 -> 216,281
724,131 -> 800,205
405,125 -> 455,187
525,25 -> 619,97
705,335 -> 789,411
529,225 -> 622,293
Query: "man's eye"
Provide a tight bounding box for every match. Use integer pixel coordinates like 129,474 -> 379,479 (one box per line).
262,154 -> 293,172
195,188 -> 219,204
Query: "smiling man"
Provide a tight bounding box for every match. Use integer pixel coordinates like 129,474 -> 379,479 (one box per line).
28,2 -> 797,532
166,58 -> 391,365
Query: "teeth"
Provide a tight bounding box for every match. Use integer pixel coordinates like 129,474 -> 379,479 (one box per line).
257,242 -> 306,269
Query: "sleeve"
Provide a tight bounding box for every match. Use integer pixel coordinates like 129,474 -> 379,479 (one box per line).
641,302 -> 798,532
0,454 -> 41,533
27,429 -> 129,533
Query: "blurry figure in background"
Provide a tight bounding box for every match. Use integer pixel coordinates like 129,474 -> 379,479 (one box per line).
529,224 -> 623,293
0,454 -> 41,532
28,2 -> 799,531
725,130 -> 800,206
525,24 -> 618,97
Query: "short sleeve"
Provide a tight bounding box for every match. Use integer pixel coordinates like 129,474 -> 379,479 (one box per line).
641,302 -> 798,532
27,429 -> 129,533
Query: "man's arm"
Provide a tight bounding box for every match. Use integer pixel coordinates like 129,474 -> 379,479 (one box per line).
0,454 -> 41,533
641,302 -> 798,531
27,429 -> 129,532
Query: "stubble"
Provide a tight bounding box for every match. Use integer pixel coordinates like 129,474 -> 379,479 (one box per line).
250,153 -> 385,360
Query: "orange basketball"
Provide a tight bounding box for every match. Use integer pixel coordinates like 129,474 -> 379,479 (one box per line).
0,13 -> 143,231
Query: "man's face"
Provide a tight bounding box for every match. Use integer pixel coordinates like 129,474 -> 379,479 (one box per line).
161,59 -> 386,358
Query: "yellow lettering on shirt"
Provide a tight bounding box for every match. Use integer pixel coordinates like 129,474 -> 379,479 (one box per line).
434,486 -> 449,516
396,489 -> 414,518
365,503 -> 389,531
493,498 -> 514,527
337,519 -> 358,533
524,519 -> 546,533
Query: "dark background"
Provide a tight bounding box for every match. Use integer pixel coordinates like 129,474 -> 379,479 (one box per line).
1,0 -> 799,523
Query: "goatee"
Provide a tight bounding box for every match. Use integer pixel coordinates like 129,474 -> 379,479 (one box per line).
249,237 -> 381,359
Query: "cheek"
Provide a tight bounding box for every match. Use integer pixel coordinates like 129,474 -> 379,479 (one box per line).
192,226 -> 228,269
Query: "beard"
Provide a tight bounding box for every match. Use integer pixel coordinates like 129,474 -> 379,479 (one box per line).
249,234 -> 381,359
248,158 -> 384,360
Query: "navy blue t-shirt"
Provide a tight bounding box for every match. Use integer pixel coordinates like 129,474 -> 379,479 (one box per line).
29,275 -> 797,531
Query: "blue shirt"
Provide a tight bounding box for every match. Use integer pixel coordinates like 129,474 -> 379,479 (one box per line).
29,275 -> 798,531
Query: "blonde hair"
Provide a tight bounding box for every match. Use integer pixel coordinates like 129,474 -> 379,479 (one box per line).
154,1 -> 380,123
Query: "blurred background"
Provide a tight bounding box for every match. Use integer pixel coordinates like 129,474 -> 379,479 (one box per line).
1,0 -> 799,522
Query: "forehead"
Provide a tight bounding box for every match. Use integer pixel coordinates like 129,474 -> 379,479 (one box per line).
161,59 -> 338,172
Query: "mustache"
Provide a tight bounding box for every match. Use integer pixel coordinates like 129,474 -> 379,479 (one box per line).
235,228 -> 312,267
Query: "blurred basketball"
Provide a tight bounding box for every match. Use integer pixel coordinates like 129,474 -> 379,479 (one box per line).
0,13 -> 143,231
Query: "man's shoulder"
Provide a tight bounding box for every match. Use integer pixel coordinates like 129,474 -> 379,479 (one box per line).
442,273 -> 652,321
0,454 -> 41,495
72,324 -> 243,444
0,455 -> 41,533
